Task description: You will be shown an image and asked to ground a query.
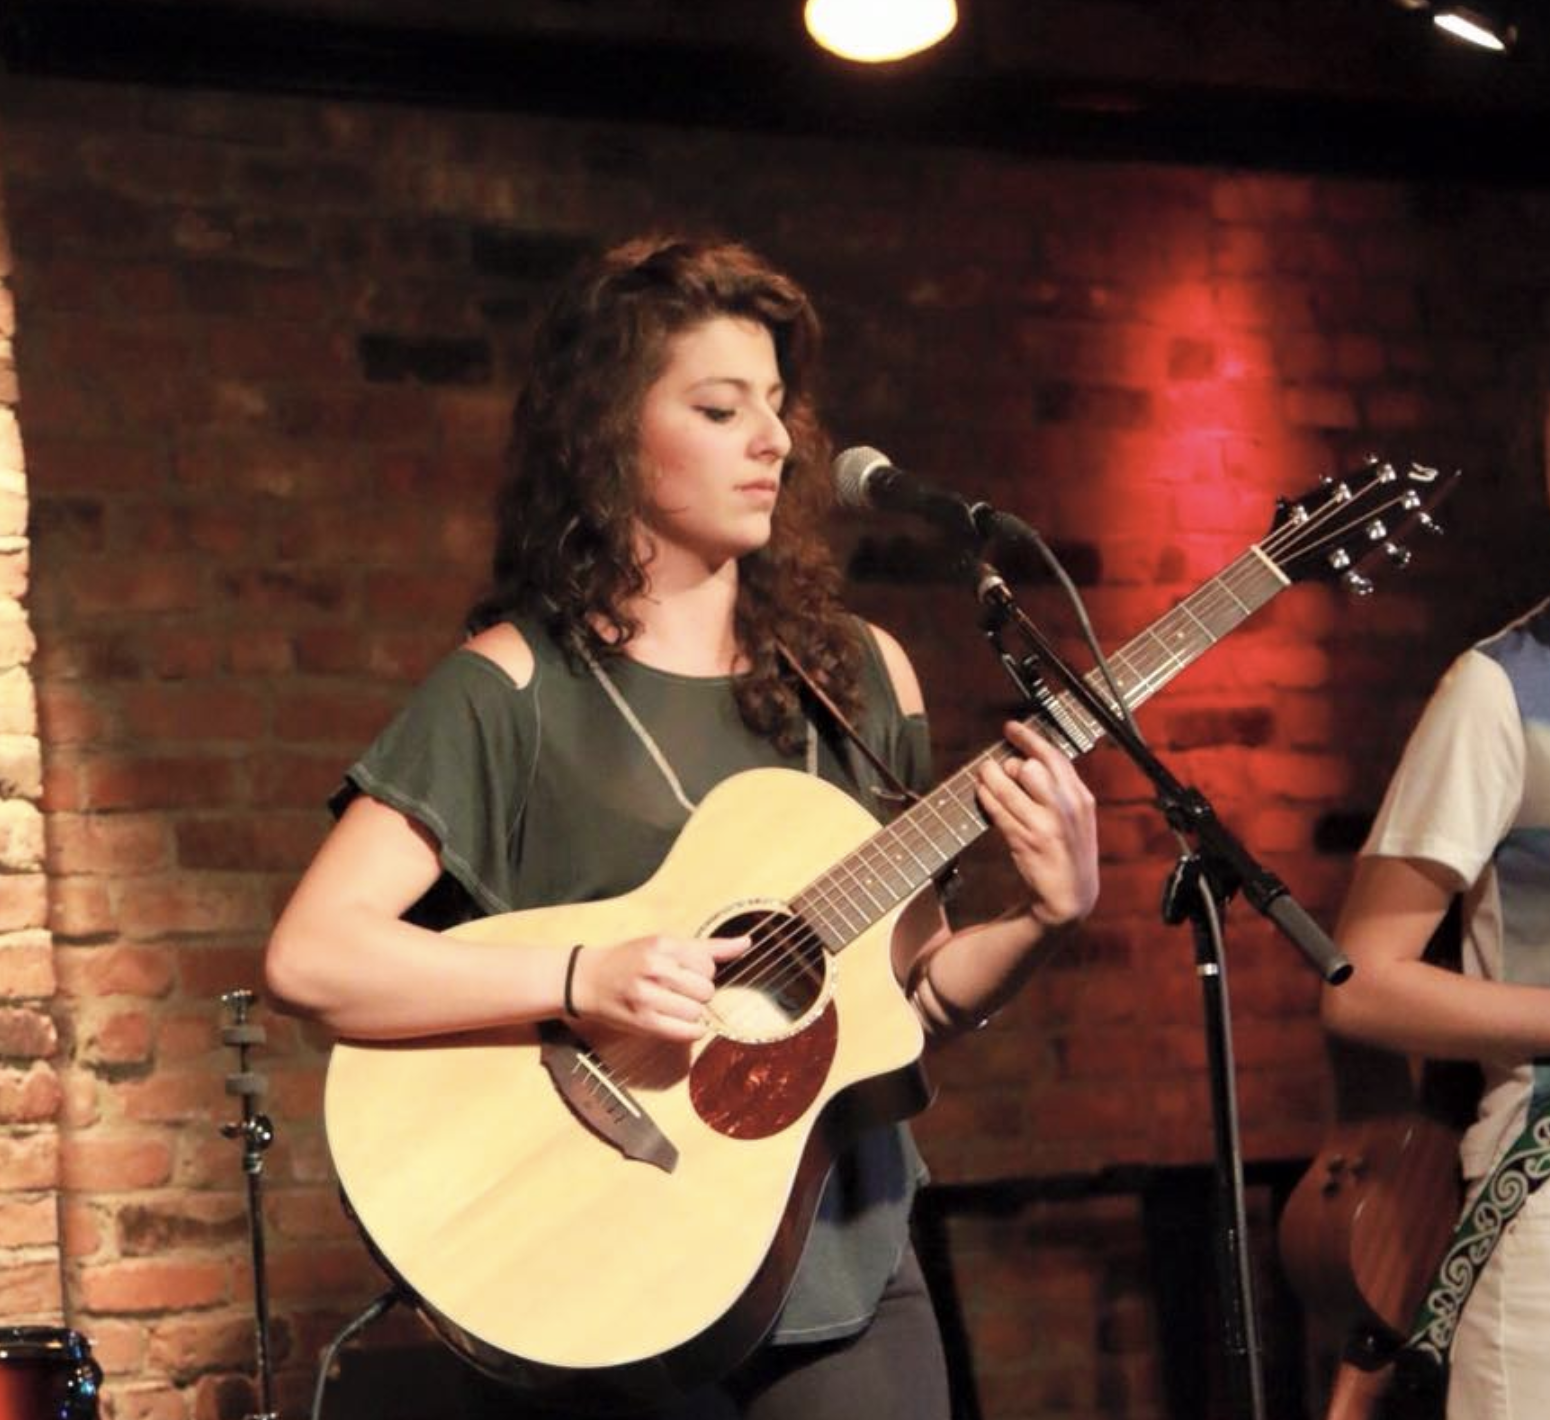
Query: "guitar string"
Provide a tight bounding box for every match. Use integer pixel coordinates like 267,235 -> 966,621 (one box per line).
594,608 -> 1213,1079
683,476 -> 1436,1031
591,476 -> 1439,1081
1009,471 -> 1427,755
726,477 -> 1441,1027
599,478 -> 1434,1078
1260,477 -> 1424,567
610,511 -> 1424,1079
592,758 -> 994,1075
604,786 -> 985,1077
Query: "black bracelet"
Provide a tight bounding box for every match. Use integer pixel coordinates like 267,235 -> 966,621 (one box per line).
563,943 -> 584,1019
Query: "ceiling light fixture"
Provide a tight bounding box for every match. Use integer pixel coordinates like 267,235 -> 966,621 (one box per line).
1428,4 -> 1517,51
803,0 -> 958,64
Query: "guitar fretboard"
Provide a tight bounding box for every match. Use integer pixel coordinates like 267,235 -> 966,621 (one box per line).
795,546 -> 1288,951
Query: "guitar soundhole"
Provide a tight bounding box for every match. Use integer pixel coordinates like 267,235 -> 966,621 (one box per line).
691,1003 -> 837,1141
706,908 -> 828,1044
690,909 -> 836,1141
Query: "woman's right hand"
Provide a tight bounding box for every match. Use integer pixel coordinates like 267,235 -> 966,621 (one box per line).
569,934 -> 750,1041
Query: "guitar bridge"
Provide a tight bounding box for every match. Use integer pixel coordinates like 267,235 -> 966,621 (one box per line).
538,1021 -> 679,1173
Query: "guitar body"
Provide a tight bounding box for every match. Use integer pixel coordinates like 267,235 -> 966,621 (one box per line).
1278,1038 -> 1466,1420
1279,1111 -> 1461,1338
325,768 -> 931,1412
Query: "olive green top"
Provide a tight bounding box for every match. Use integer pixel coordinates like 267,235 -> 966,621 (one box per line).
335,616 -> 933,1345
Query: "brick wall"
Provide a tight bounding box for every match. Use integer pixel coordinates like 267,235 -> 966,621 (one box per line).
0,137 -> 63,1321
1,72 -> 1548,1420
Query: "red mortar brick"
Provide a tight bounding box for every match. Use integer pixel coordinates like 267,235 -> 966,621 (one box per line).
0,935 -> 56,997
0,1193 -> 60,1247
77,1257 -> 230,1314
55,944 -> 177,999
0,1130 -> 61,1189
61,1134 -> 175,1191
59,1198 -> 101,1259
80,1007 -> 155,1066
0,1003 -> 56,1057
47,814 -> 173,876
0,1061 -> 62,1122
0,1259 -> 64,1316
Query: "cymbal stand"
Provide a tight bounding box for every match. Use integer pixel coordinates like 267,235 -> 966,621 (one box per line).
221,988 -> 279,1420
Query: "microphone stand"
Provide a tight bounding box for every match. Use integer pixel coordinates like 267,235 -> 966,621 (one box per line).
959,510 -> 1350,1420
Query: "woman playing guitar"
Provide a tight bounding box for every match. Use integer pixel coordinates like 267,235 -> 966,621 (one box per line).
264,237 -> 1099,1419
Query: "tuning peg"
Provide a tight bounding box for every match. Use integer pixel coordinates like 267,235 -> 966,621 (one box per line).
1383,541 -> 1412,568
1342,570 -> 1376,596
1275,494 -> 1312,526
1365,518 -> 1389,541
1328,547 -> 1352,571
1417,511 -> 1445,536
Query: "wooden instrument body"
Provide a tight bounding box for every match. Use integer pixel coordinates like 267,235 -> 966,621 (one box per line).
1279,1043 -> 1467,1420
326,768 -> 930,1411
1279,1111 -> 1460,1331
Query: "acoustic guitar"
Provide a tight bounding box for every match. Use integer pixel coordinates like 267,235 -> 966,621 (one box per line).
326,459 -> 1458,1412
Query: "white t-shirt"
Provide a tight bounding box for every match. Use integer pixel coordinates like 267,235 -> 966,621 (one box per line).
1363,599 -> 1550,1179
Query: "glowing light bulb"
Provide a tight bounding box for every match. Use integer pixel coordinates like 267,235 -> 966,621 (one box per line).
804,0 -> 958,64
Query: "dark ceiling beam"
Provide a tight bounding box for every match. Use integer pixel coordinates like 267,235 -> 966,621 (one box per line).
2,0 -> 1546,185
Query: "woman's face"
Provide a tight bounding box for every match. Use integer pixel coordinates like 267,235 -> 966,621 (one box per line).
633,315 -> 793,578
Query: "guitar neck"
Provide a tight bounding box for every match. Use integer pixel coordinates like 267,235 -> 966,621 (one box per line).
797,545 -> 1289,951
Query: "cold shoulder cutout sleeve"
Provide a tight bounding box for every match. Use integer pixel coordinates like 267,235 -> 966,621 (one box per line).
330,649 -> 540,924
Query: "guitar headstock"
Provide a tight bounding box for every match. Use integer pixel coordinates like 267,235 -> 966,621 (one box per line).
1262,458 -> 1462,593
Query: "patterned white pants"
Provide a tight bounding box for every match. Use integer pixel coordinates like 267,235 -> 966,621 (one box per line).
1449,1180 -> 1550,1419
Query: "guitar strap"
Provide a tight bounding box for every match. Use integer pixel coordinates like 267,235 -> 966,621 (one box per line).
1403,1086 -> 1550,1377
776,638 -> 921,809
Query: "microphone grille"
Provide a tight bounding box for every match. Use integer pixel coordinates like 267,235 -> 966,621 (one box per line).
832,446 -> 891,510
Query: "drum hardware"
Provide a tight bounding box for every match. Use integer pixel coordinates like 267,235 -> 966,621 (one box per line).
0,1326 -> 102,1420
220,989 -> 278,1420
222,990 -> 404,1420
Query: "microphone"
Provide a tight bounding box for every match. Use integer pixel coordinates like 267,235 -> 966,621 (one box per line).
831,446 -> 989,540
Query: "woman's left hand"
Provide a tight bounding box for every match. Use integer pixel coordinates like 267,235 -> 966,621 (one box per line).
974,720 -> 1099,929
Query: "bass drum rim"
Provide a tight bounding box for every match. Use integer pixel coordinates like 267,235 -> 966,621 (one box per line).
0,1325 -> 103,1420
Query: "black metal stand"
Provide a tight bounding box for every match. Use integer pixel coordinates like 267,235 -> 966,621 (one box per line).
1162,857 -> 1268,1420
955,508 -> 1351,1420
221,988 -> 279,1420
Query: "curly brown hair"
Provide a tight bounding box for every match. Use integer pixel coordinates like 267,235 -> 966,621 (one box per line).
467,236 -> 861,753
